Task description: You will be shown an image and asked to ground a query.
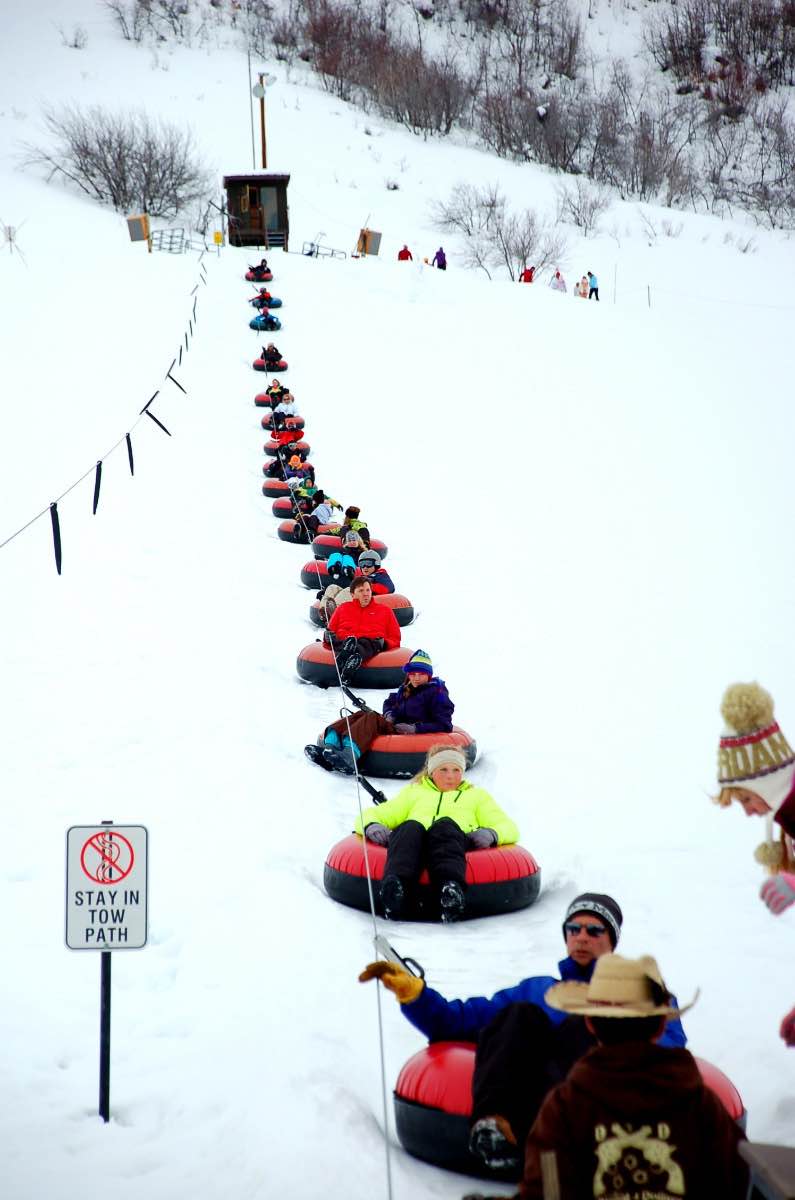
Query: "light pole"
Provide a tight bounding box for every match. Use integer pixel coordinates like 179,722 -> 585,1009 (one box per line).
251,73 -> 276,169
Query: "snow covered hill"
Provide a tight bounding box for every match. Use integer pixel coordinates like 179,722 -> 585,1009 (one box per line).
2,5 -> 795,1200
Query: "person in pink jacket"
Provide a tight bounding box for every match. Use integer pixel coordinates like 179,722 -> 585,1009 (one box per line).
325,576 -> 401,682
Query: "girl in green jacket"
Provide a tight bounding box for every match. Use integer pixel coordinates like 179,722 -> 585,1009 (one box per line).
356,745 -> 519,922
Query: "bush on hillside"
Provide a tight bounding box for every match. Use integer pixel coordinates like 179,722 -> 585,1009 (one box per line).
25,106 -> 211,219
431,182 -> 566,280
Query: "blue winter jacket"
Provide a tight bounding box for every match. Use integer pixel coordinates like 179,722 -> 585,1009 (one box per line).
401,955 -> 687,1049
381,677 -> 454,733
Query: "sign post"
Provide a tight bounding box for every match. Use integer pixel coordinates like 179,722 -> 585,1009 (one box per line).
66,822 -> 148,1122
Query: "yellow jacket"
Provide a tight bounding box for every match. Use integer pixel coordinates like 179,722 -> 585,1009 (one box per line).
355,776 -> 519,843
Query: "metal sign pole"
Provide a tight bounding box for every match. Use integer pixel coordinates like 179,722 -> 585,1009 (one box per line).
99,950 -> 112,1122
66,820 -> 148,1126
259,72 -> 267,168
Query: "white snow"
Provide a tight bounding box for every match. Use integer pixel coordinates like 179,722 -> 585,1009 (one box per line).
2,4 -> 794,1199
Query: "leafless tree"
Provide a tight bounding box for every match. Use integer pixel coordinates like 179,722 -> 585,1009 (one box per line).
431,181 -> 564,279
102,0 -> 150,42
555,176 -> 611,235
23,106 -> 211,219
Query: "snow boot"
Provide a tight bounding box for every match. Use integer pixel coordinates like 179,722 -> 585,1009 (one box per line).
380,875 -> 405,920
305,743 -> 334,771
340,651 -> 363,683
468,1115 -> 520,1172
321,746 -> 357,776
440,880 -> 466,923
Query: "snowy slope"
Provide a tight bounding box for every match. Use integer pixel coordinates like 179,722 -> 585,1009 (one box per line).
2,6 -> 795,1200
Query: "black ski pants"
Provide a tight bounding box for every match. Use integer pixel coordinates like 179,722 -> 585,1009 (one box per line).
384,817 -> 467,890
471,1002 -> 595,1147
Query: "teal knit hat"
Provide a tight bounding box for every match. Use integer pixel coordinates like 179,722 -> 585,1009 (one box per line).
403,649 -> 433,676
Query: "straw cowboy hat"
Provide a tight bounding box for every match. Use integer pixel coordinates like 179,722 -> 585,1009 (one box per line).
545,954 -> 698,1020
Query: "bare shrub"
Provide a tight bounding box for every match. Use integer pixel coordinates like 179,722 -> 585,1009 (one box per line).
430,181 -> 504,276
373,44 -> 471,136
58,24 -> 88,49
541,0 -> 582,78
643,1 -> 708,81
555,177 -> 611,235
271,14 -> 299,64
244,0 -> 275,56
24,106 -> 211,219
431,181 -> 564,279
103,0 -> 149,42
491,208 -> 568,279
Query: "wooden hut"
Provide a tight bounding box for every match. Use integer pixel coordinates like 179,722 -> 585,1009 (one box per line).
223,173 -> 290,249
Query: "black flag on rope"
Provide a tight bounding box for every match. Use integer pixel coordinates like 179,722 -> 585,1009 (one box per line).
50,502 -> 62,575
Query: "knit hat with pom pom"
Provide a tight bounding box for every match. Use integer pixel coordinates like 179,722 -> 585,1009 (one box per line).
717,682 -> 795,813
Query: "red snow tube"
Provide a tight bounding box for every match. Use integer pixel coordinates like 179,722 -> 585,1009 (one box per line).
263,459 -> 313,479
254,392 -> 282,408
392,1044 -> 745,1180
324,836 -> 540,921
263,479 -> 290,498
253,358 -> 288,372
273,497 -> 297,518
297,643 -> 413,689
264,438 -> 310,458
311,534 -> 388,561
300,560 -> 332,589
278,519 -> 334,544
359,726 -> 475,778
261,413 -> 304,431
245,269 -> 273,281
309,592 -> 414,629
278,519 -> 311,543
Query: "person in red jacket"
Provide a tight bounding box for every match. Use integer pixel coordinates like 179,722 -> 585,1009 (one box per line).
325,576 -> 401,682
272,426 -> 303,450
519,265 -> 535,283
398,245 -> 413,261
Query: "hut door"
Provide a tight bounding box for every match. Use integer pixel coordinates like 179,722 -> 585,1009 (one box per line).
259,186 -> 279,232
248,185 -> 262,231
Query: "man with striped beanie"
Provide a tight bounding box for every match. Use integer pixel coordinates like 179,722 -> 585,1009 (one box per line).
361,891 -> 689,1172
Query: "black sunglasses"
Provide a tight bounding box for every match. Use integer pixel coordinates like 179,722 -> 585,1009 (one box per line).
564,922 -> 608,938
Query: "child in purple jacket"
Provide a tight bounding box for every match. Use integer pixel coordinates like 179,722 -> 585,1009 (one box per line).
304,649 -> 454,774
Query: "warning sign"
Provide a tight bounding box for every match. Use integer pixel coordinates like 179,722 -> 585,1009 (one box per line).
66,825 -> 148,950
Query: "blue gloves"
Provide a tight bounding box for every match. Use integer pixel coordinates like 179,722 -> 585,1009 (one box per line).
364,823 -> 391,846
394,723 -> 416,735
466,828 -> 497,849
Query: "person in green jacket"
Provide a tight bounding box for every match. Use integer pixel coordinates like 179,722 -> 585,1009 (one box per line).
355,745 -> 519,923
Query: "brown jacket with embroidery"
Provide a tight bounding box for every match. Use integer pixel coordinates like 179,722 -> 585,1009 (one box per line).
521,1042 -> 747,1200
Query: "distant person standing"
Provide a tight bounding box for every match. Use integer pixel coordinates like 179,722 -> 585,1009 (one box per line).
588,270 -> 599,301
398,245 -> 413,262
432,247 -> 447,271
519,266 -> 535,283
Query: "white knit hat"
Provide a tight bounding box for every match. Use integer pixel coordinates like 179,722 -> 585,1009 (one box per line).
426,747 -> 466,775
718,682 -> 795,814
